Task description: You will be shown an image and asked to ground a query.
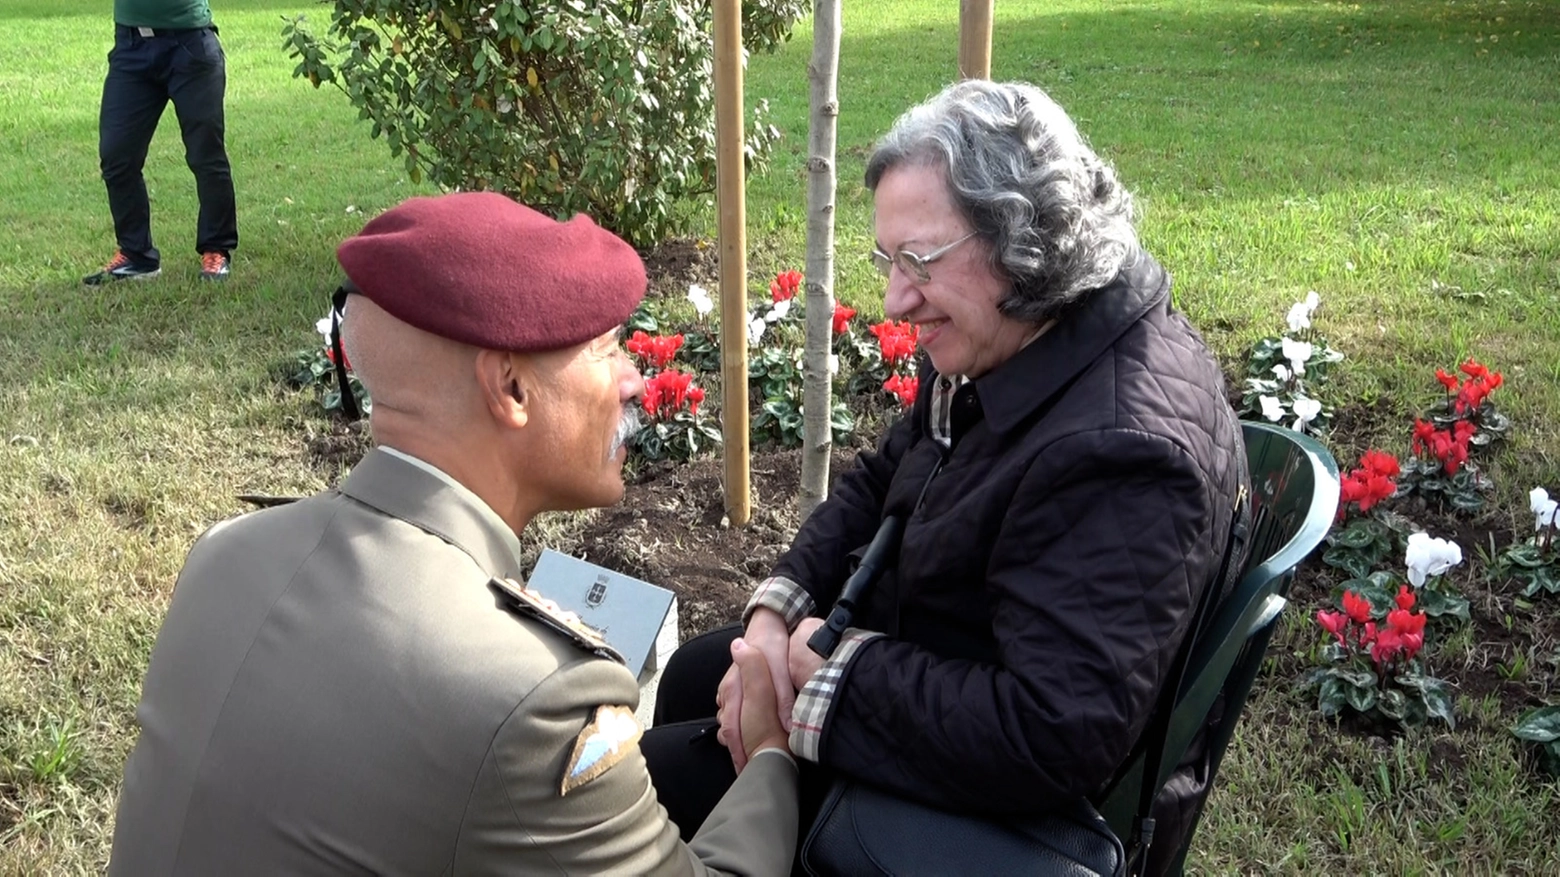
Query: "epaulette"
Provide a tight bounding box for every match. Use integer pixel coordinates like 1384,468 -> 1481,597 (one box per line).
490,577 -> 626,665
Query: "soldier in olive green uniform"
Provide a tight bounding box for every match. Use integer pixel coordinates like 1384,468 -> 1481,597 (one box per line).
109,193 -> 798,875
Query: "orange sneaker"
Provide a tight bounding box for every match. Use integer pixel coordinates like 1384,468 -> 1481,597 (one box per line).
83,250 -> 160,285
200,251 -> 231,281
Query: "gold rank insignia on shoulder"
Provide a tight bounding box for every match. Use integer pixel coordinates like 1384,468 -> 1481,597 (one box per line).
489,577 -> 625,665
562,704 -> 643,796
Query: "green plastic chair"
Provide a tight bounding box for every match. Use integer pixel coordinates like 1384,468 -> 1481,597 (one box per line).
1096,421 -> 1341,874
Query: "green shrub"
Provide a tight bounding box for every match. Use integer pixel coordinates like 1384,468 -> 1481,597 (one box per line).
283,0 -> 806,246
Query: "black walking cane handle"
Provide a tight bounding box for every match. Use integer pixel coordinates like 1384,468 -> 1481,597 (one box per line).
807,516 -> 905,658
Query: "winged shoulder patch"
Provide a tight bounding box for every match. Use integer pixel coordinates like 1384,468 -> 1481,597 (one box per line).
561,705 -> 643,795
490,577 -> 625,665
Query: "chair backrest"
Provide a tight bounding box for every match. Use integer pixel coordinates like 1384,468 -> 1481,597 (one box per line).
1096,422 -> 1340,870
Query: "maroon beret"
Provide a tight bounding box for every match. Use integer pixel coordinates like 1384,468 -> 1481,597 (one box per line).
336,192 -> 645,352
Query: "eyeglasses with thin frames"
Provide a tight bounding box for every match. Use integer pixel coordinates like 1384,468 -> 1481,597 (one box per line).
870,232 -> 977,283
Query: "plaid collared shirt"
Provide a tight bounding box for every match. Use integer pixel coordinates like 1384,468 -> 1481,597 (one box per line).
743,371 -> 964,760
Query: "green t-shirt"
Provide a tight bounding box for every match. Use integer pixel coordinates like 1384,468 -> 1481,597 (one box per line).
114,0 -> 212,29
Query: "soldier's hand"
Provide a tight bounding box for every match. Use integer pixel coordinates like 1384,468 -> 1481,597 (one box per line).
716,608 -> 795,772
730,637 -> 790,759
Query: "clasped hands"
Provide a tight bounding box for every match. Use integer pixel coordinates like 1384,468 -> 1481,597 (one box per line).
715,608 -> 826,772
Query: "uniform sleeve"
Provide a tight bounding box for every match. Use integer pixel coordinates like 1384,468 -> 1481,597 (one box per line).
451,655 -> 797,877
816,429 -> 1220,813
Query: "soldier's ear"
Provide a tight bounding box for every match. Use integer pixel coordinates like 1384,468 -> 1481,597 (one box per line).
475,349 -> 530,429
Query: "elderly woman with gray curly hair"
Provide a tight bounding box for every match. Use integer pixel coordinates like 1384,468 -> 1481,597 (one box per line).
644,79 -> 1249,875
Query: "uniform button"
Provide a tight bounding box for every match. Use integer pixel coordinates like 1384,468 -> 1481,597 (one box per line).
940,378 -> 952,390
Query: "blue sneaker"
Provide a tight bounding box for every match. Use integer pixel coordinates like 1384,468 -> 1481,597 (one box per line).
84,250 -> 160,285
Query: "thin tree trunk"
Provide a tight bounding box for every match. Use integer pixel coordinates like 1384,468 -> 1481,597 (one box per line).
799,0 -> 841,519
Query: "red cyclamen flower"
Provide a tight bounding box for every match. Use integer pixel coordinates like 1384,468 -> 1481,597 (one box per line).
1359,450 -> 1400,479
1455,371 -> 1502,415
1435,368 -> 1459,392
832,304 -> 857,335
1370,626 -> 1405,666
1316,610 -> 1349,647
1394,584 -> 1415,611
626,331 -> 684,370
883,374 -> 919,409
1385,607 -> 1428,662
1342,590 -> 1372,624
869,320 -> 920,366
641,369 -> 699,419
770,269 -> 803,302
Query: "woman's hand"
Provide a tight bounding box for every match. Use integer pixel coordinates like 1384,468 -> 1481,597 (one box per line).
787,618 -> 826,692
715,638 -> 791,762
716,608 -> 795,772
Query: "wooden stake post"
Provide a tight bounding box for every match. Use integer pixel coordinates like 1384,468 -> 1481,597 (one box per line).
958,0 -> 995,80
713,0 -> 751,527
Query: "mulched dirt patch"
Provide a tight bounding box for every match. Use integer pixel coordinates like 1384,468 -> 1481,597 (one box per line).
303,420 -> 371,485
573,447 -> 860,639
639,236 -> 719,301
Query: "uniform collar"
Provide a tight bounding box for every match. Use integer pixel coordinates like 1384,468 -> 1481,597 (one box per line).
338,447 -> 528,579
972,249 -> 1170,436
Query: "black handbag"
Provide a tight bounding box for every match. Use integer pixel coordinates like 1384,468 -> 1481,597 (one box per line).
801,780 -> 1125,877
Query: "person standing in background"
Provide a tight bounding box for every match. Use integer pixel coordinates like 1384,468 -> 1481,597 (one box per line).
85,0 -> 236,284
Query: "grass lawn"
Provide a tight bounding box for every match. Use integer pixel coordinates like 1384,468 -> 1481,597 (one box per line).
2,0 -> 1559,872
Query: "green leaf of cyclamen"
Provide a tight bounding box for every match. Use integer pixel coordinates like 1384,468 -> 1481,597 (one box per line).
1513,706 -> 1560,743
1345,682 -> 1377,713
1322,547 -> 1374,580
1416,588 -> 1471,622
1334,519 -> 1378,549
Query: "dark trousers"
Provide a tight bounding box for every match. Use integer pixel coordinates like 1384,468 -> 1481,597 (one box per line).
642,624 -> 834,844
99,24 -> 238,267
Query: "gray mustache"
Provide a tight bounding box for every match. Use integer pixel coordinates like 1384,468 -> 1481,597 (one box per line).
609,404 -> 643,458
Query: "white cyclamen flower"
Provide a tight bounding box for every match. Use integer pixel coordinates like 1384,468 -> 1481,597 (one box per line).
1303,290 -> 1320,314
1259,395 -> 1286,422
687,284 -> 713,317
828,353 -> 839,376
1531,487 -> 1558,530
1405,532 -> 1464,588
1281,337 -> 1313,376
1286,302 -> 1311,333
1290,396 -> 1322,432
765,298 -> 791,323
746,314 -> 766,346
315,315 -> 334,344
1272,363 -> 1291,382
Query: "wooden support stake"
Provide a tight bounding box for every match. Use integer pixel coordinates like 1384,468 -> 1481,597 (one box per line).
713,0 -> 751,527
958,0 -> 995,80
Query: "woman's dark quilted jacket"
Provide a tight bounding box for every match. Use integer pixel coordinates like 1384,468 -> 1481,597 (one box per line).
772,250 -> 1249,865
